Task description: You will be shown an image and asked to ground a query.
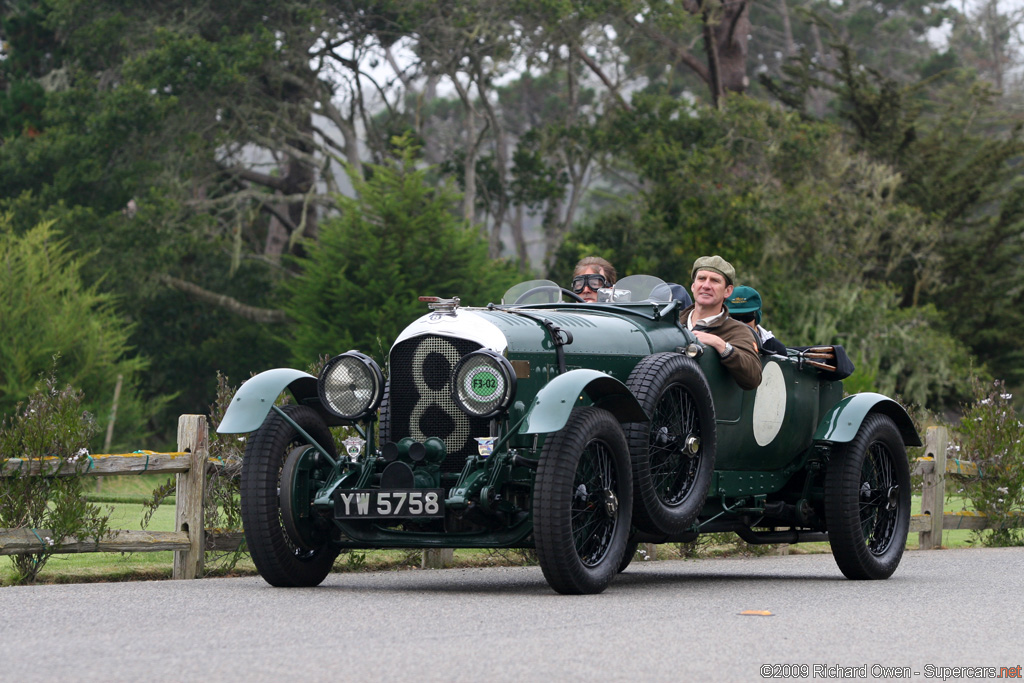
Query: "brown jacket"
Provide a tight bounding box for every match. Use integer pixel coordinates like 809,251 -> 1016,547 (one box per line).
680,305 -> 763,390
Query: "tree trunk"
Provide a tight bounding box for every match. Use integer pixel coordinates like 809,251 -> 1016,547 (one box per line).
710,0 -> 750,95
264,215 -> 290,260
463,106 -> 478,226
511,203 -> 527,269
779,0 -> 796,57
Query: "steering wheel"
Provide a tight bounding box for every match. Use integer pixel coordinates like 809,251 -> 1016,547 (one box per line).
513,286 -> 586,304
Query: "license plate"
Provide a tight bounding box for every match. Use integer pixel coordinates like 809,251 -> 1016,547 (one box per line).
334,489 -> 445,519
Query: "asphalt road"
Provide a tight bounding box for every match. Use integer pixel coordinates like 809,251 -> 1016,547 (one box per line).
2,547 -> 1021,682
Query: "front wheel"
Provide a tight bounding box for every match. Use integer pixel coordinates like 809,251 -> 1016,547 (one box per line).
241,405 -> 340,587
534,407 -> 632,595
824,413 -> 911,580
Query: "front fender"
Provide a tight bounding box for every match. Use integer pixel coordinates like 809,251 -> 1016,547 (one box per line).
217,368 -> 320,434
813,392 -> 921,447
519,369 -> 648,435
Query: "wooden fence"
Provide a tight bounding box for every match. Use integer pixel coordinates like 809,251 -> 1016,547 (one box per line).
1,420 -> 1019,579
0,415 -> 244,579
911,425 -> 1023,549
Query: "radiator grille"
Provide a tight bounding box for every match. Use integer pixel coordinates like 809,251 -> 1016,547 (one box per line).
388,335 -> 490,472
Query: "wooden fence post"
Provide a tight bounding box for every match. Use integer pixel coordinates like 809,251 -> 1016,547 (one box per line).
421,548 -> 454,569
173,415 -> 208,579
919,426 -> 948,550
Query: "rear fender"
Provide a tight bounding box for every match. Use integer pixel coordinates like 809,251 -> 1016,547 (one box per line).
519,369 -> 648,435
813,392 -> 921,447
216,369 -> 322,434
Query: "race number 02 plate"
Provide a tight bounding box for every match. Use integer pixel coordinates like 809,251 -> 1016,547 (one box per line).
334,489 -> 445,519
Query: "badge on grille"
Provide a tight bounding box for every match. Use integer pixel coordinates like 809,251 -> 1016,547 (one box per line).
475,436 -> 497,457
343,436 -> 365,461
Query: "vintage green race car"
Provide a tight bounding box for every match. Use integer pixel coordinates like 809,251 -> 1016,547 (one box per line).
218,275 -> 920,594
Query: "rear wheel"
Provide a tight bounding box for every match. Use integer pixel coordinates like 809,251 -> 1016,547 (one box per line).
624,353 -> 716,534
825,413 -> 910,580
534,407 -> 632,595
241,405 -> 339,587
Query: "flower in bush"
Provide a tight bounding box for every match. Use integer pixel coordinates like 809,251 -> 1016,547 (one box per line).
954,380 -> 1024,546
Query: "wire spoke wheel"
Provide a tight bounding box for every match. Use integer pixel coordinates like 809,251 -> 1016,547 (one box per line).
825,413 -> 910,580
534,407 -> 632,594
625,353 -> 716,534
649,385 -> 701,505
860,442 -> 900,556
569,437 -> 619,566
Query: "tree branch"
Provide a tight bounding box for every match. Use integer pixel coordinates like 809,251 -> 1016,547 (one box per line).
571,44 -> 632,111
160,275 -> 290,324
622,14 -> 711,85
226,165 -> 289,193
185,188 -> 332,209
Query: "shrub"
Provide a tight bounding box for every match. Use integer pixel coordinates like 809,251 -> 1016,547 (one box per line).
0,374 -> 112,584
284,135 -> 521,367
953,379 -> 1024,546
0,216 -> 155,450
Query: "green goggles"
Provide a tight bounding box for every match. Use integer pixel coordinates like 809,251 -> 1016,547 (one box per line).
571,274 -> 608,293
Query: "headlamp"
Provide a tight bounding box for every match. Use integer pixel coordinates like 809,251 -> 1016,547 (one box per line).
317,351 -> 384,421
451,350 -> 516,418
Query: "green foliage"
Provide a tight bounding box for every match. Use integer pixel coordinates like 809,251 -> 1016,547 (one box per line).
763,36 -> 1024,394
2,0 -> 1021,442
554,95 -> 975,408
952,380 -> 1024,547
827,289 -> 977,407
0,374 -> 112,585
0,217 -> 158,450
284,137 -> 522,366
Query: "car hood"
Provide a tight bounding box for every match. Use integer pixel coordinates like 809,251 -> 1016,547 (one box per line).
392,306 -> 666,359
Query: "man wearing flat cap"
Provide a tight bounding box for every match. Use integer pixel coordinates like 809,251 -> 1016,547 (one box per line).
679,255 -> 762,390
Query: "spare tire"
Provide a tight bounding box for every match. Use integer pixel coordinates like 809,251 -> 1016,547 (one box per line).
624,353 -> 716,535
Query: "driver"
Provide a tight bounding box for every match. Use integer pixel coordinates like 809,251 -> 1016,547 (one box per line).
570,256 -> 617,303
680,255 -> 762,390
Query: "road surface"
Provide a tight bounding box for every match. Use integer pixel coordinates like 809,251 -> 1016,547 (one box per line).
1,547 -> 1021,682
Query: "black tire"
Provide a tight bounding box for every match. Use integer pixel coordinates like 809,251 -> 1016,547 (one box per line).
534,407 -> 633,595
618,539 -> 640,573
378,380 -> 391,445
824,413 -> 911,580
241,405 -> 340,587
624,353 -> 716,535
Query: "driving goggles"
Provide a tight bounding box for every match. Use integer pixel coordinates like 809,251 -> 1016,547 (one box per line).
571,274 -> 609,293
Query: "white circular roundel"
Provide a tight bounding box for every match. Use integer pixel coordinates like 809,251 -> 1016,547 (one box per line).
752,361 -> 787,447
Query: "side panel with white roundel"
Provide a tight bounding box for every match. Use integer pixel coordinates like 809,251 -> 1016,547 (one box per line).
703,356 -> 843,472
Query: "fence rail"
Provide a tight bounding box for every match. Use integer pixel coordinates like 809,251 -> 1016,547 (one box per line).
0,415 -> 244,578
3,421 -> 1021,579
911,425 -> 1023,548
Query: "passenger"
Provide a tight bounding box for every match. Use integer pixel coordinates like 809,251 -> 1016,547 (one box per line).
650,282 -> 694,308
726,286 -> 788,356
680,255 -> 762,390
570,256 -> 617,303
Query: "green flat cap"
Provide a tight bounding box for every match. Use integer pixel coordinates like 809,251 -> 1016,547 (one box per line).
726,285 -> 762,324
691,255 -> 735,285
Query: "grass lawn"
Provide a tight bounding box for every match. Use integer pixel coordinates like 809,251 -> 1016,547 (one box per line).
0,475 -> 996,586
